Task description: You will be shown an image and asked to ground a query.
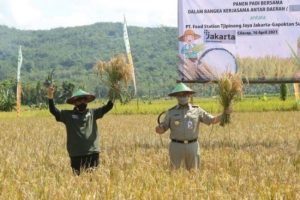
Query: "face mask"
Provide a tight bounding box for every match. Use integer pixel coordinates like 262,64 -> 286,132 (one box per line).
177,96 -> 189,105
76,103 -> 87,112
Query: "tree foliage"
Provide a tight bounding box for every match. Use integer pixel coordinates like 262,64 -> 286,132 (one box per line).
0,23 -> 178,98
0,80 -> 16,111
280,83 -> 288,101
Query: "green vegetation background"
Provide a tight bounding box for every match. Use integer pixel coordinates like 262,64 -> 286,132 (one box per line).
1,96 -> 299,118
0,22 -> 293,100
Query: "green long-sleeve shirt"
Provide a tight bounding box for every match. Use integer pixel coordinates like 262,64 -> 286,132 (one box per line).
49,99 -> 113,157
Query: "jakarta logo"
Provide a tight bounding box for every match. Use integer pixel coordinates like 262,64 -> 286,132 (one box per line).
204,29 -> 236,44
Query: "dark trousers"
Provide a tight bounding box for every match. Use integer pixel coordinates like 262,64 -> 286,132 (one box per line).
70,153 -> 99,175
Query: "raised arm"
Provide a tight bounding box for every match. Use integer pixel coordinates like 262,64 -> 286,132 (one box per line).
200,106 -> 233,125
211,106 -> 233,124
48,85 -> 61,121
94,100 -> 114,119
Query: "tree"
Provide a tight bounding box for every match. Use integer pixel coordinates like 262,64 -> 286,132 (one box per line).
0,80 -> 16,111
280,83 -> 288,101
35,81 -> 46,104
55,81 -> 75,104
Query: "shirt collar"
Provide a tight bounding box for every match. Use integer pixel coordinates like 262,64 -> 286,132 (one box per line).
73,107 -> 88,114
176,103 -> 192,110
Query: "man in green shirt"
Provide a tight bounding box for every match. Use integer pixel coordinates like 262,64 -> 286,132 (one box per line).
155,83 -> 232,170
48,85 -> 113,175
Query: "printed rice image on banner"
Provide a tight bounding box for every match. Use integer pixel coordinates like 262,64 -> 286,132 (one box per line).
178,0 -> 300,82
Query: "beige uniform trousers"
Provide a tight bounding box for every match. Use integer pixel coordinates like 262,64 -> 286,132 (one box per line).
169,141 -> 200,170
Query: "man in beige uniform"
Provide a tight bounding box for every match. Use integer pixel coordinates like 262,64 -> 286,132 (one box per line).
155,83 -> 231,170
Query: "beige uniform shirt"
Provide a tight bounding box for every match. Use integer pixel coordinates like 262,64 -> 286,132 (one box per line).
161,104 -> 214,141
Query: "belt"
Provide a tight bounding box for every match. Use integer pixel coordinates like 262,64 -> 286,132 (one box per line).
171,138 -> 198,144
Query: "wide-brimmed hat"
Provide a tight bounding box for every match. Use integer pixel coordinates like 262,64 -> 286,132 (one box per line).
168,83 -> 195,96
178,29 -> 201,42
66,89 -> 96,104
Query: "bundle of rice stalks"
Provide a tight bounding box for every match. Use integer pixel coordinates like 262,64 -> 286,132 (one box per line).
43,69 -> 55,88
95,54 -> 133,103
218,73 -> 243,126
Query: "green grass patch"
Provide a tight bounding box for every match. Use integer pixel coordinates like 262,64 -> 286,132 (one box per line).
0,96 -> 299,118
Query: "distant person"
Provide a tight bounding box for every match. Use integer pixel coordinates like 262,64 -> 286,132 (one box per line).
48,85 -> 113,175
155,83 -> 232,170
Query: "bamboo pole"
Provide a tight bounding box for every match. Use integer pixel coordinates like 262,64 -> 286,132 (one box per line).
16,81 -> 22,117
178,78 -> 300,84
294,84 -> 299,100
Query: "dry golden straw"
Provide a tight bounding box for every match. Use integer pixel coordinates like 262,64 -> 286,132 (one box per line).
218,73 -> 243,126
95,54 -> 133,103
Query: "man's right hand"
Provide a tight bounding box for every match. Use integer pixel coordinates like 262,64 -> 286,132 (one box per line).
155,124 -> 165,134
47,84 -> 55,99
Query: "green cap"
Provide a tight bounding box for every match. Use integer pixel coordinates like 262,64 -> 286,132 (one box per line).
66,89 -> 96,104
168,83 -> 195,96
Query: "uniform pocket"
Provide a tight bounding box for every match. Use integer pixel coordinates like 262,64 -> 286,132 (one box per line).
171,116 -> 181,127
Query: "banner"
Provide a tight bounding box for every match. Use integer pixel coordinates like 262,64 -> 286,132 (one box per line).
178,0 -> 300,81
17,46 -> 23,82
123,16 -> 137,95
16,46 -> 22,117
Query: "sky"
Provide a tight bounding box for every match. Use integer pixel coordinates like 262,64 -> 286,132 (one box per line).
0,0 -> 177,30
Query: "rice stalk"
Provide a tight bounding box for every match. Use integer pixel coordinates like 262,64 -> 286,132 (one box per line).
218,73 -> 243,126
95,54 -> 133,103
